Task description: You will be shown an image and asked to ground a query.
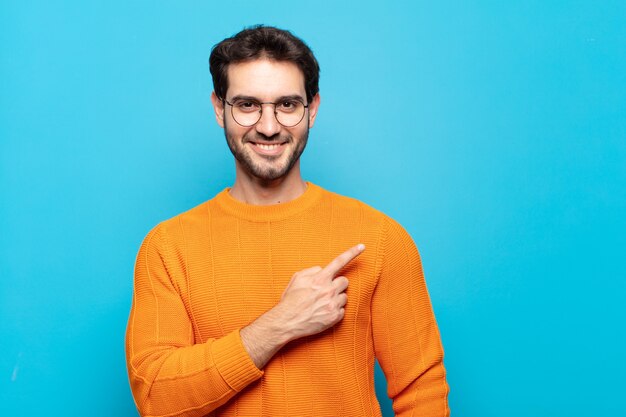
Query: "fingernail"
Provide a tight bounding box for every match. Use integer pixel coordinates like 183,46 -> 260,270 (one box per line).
357,244 -> 365,251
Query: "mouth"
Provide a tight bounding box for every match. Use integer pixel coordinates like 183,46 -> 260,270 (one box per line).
248,140 -> 288,156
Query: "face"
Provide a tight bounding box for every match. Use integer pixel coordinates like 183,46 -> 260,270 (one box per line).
211,59 -> 320,181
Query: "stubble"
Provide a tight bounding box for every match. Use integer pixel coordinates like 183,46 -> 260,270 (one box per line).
224,120 -> 309,181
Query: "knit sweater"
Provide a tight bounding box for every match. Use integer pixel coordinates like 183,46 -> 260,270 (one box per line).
126,183 -> 449,417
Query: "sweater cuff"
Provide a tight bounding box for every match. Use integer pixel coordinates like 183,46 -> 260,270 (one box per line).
211,329 -> 264,392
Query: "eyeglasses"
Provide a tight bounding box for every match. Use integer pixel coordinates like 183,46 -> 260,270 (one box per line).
223,98 -> 309,127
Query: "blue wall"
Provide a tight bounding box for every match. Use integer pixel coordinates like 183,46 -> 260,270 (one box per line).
1,1 -> 625,415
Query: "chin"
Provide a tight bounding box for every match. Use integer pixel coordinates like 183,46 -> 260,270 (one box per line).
225,128 -> 308,182
247,160 -> 292,181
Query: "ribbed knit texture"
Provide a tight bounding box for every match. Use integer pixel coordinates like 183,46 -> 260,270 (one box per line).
126,183 -> 449,417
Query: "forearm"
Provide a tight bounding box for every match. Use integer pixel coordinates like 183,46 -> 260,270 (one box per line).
129,300 -> 299,415
129,307 -> 295,416
389,344 -> 449,417
127,329 -> 263,417
240,305 -> 292,369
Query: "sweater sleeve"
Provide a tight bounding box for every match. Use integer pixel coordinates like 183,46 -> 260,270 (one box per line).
371,217 -> 450,417
125,225 -> 264,417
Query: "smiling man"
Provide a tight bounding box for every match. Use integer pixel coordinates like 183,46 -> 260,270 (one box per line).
126,26 -> 449,417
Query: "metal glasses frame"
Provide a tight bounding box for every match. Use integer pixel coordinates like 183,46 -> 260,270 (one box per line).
223,98 -> 309,127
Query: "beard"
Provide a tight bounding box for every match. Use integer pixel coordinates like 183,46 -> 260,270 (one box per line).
224,120 -> 309,181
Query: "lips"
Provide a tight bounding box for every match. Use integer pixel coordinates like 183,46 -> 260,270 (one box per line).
248,140 -> 288,156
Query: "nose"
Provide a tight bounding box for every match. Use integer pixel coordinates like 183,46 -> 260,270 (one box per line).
255,104 -> 281,137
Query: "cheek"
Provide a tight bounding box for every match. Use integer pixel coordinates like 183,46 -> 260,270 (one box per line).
224,118 -> 246,139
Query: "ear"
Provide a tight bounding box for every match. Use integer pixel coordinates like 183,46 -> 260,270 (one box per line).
211,91 -> 225,128
307,93 -> 321,128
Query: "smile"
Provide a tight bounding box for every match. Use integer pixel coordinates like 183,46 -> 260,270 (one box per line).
249,141 -> 288,156
257,143 -> 281,150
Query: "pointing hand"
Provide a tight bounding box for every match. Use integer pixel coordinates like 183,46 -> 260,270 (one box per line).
277,244 -> 365,339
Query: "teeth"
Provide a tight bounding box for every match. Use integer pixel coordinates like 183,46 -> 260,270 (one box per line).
257,143 -> 280,150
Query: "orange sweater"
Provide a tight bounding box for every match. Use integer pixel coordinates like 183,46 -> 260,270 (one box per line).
126,183 -> 449,417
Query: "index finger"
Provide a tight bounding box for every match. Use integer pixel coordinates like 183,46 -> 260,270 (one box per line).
322,244 -> 365,277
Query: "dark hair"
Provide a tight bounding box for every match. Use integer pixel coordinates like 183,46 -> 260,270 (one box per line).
209,25 -> 320,103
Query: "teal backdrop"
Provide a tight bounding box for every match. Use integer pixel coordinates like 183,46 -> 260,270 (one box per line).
1,1 -> 625,416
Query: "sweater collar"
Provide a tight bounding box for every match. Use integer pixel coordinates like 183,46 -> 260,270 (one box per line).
212,182 -> 324,221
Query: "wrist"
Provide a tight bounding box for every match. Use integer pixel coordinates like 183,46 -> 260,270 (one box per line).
240,306 -> 293,369
260,304 -> 295,345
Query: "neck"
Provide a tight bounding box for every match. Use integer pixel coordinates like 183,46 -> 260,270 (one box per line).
229,161 -> 307,205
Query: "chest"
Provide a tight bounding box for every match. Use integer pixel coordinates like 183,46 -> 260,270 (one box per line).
179,216 -> 380,341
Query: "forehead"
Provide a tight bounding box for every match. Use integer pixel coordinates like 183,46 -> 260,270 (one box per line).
226,59 -> 306,99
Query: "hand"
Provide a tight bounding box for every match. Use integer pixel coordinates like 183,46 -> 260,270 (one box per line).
240,244 -> 365,369
276,243 -> 366,341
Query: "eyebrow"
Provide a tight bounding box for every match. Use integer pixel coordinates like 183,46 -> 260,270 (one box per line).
229,94 -> 306,103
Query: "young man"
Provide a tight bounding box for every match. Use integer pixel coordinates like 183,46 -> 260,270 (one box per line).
126,26 -> 449,417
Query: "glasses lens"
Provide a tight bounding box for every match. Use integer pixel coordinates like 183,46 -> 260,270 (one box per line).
231,101 -> 261,126
275,101 -> 305,127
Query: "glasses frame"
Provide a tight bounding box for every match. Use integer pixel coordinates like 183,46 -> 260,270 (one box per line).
222,98 -> 309,128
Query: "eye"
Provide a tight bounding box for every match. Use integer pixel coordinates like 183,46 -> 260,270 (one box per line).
277,100 -> 299,112
234,100 -> 260,112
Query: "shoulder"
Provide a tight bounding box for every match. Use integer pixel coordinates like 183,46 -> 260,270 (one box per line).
318,185 -> 418,247
316,185 -> 418,254
317,186 -> 420,268
140,199 -> 212,251
318,185 -> 406,233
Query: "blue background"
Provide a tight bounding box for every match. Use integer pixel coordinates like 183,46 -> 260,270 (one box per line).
1,1 -> 625,416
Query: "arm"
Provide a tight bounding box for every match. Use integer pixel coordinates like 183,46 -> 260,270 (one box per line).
126,224 -> 363,416
372,218 -> 450,417
126,225 -> 263,417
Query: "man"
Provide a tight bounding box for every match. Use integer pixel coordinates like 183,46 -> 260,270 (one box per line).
126,26 -> 449,417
